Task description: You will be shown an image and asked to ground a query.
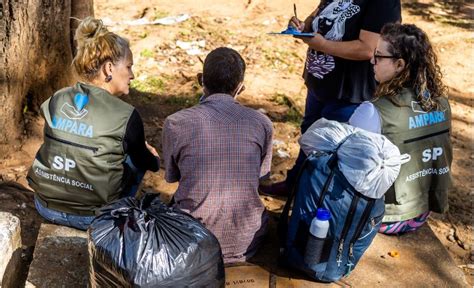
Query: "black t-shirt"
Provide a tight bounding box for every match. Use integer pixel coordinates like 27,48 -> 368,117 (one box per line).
304,0 -> 401,103
123,110 -> 159,172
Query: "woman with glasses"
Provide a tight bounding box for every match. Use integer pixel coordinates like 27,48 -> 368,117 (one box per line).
349,23 -> 452,234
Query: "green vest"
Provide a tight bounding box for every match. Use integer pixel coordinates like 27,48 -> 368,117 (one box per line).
373,88 -> 452,222
27,82 -> 134,216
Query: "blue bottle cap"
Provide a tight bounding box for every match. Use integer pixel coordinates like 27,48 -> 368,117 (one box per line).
316,208 -> 331,221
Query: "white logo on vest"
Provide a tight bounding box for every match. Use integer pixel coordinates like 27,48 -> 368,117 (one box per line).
52,93 -> 94,138
52,155 -> 76,171
422,147 -> 443,162
61,93 -> 89,120
408,101 -> 447,130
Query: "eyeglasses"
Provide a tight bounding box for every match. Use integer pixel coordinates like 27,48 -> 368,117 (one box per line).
373,49 -> 398,64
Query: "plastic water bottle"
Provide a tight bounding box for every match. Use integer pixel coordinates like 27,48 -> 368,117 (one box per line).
304,208 -> 331,265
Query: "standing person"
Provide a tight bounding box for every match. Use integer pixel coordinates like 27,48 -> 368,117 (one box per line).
162,47 -> 273,264
27,17 -> 159,231
349,23 -> 452,234
261,0 -> 402,195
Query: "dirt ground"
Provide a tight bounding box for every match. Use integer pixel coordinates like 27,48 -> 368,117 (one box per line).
0,0 -> 472,285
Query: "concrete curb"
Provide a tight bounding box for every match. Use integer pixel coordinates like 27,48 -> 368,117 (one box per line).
0,212 -> 22,287
25,224 -> 88,288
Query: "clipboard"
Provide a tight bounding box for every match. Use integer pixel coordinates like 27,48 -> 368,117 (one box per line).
268,27 -> 314,37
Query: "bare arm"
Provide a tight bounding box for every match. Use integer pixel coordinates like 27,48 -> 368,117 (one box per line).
300,29 -> 380,61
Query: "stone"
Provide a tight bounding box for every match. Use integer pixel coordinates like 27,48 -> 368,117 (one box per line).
25,224 -> 88,288
0,212 -> 22,287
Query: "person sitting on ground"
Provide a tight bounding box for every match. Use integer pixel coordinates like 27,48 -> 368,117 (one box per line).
162,47 -> 273,264
349,23 -> 452,234
27,17 -> 159,231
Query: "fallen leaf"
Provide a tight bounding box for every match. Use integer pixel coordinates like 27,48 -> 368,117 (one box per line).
388,250 -> 400,258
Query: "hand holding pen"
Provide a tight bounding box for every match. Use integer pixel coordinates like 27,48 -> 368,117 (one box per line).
288,3 -> 305,32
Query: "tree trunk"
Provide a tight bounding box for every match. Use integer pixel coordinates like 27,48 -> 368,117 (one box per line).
0,0 -> 93,156
70,0 -> 95,55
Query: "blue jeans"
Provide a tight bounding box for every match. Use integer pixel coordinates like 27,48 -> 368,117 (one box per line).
286,87 -> 358,189
34,197 -> 96,230
35,156 -> 145,231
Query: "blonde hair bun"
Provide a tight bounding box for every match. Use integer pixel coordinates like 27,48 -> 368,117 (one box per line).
72,17 -> 130,81
74,17 -> 108,49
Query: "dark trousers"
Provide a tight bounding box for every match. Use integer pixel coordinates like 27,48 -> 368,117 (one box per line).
286,87 -> 359,189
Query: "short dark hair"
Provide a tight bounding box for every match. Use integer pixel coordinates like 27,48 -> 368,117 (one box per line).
203,47 -> 246,95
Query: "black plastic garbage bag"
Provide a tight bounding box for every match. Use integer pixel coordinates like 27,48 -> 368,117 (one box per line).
88,194 -> 225,287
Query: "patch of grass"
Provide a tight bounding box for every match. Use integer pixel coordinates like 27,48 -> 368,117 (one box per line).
153,10 -> 169,20
140,49 -> 154,58
285,107 -> 303,126
261,47 -> 300,72
131,77 -> 166,94
272,93 -> 292,106
271,93 -> 303,126
175,17 -> 233,43
179,30 -> 191,37
160,74 -> 175,82
164,95 -> 199,108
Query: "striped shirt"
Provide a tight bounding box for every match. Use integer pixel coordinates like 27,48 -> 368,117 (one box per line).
163,93 -> 273,263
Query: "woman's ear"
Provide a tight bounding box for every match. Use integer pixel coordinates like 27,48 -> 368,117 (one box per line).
101,61 -> 114,78
100,61 -> 114,83
107,61 -> 114,74
396,58 -> 406,73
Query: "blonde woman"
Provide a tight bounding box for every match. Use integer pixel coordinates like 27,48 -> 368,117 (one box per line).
27,17 -> 159,230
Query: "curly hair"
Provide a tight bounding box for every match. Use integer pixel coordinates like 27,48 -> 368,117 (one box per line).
375,23 -> 447,111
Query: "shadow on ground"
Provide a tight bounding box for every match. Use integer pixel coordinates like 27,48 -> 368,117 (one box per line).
402,0 -> 474,30
123,87 -> 302,152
